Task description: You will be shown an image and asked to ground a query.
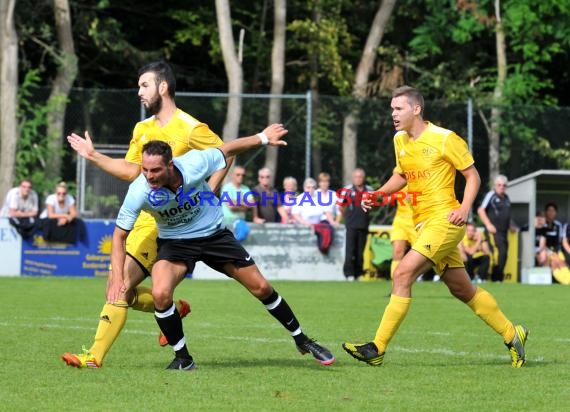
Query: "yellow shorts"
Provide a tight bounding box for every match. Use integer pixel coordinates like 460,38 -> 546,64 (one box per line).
125,213 -> 158,275
412,215 -> 465,274
390,215 -> 417,245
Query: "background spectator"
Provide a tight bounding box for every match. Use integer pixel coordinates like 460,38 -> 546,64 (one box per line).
338,168 -> 373,281
536,207 -> 570,284
281,176 -> 298,224
40,182 -> 82,243
291,177 -> 336,227
221,166 -> 262,225
543,202 -> 563,253
316,172 -> 341,224
477,174 -> 516,282
252,168 -> 287,223
458,222 -> 491,283
40,182 -> 77,222
1,179 -> 39,238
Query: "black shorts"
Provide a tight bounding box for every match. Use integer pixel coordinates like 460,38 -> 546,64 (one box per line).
156,228 -> 255,275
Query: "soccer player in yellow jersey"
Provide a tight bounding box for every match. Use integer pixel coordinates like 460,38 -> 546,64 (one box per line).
343,85 -> 529,368
62,61 -> 232,368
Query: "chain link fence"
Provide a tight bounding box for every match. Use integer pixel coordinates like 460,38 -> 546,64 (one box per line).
62,89 -> 570,220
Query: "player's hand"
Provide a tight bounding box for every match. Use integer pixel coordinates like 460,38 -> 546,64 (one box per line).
361,192 -> 374,212
448,208 -> 469,226
67,131 -> 96,159
262,123 -> 288,146
106,276 -> 126,304
487,223 -> 497,234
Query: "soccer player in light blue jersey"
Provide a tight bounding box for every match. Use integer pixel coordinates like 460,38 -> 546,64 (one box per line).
110,124 -> 335,371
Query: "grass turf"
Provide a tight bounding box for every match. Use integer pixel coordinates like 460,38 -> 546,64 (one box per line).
1,277 -> 569,411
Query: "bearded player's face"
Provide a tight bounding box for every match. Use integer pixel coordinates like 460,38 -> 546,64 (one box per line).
138,72 -> 163,115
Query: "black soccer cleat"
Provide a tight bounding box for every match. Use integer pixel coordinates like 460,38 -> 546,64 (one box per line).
342,342 -> 385,366
297,338 -> 335,365
166,357 -> 196,371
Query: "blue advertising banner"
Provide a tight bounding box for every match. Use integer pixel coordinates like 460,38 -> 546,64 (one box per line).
21,219 -> 114,277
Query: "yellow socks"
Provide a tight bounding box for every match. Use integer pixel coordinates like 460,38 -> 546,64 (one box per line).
130,286 -> 155,312
89,302 -> 128,363
466,287 -> 515,343
373,294 -> 412,353
130,286 -> 186,313
390,260 -> 400,279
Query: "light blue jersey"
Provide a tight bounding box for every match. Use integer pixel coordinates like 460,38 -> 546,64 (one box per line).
116,148 -> 227,239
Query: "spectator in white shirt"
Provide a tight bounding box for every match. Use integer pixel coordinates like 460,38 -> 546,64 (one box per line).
1,179 -> 39,238
40,182 -> 77,224
316,172 -> 341,224
292,178 -> 336,227
281,176 -> 298,224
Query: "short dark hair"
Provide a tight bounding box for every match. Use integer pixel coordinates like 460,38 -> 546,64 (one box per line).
142,141 -> 172,164
545,202 -> 558,212
138,61 -> 176,97
392,85 -> 424,116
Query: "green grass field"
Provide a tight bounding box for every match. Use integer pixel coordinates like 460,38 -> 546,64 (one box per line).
1,277 -> 569,411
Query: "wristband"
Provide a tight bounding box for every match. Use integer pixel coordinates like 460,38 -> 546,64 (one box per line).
257,132 -> 269,145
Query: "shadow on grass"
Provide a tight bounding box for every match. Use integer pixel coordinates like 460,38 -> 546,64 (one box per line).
156,357 -> 342,371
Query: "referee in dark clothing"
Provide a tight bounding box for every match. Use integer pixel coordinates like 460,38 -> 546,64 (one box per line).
477,175 -> 515,282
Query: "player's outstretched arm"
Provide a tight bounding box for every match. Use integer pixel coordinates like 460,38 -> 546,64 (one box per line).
219,124 -> 288,158
67,131 -> 140,182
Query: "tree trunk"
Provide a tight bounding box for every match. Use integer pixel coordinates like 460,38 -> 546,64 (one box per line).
310,6 -> 322,178
46,0 -> 78,182
251,0 -> 269,93
0,0 -> 18,200
489,0 -> 506,183
264,0 -> 286,187
215,0 -> 243,144
341,0 -> 397,184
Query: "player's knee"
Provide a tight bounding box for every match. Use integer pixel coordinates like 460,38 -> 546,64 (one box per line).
249,279 -> 272,299
152,287 -> 174,309
392,268 -> 415,288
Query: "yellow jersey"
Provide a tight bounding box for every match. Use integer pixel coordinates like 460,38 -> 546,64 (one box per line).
394,122 -> 474,225
125,108 -> 222,164
393,184 -> 413,220
125,108 -> 223,226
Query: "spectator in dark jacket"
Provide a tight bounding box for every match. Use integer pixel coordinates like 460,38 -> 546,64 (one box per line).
338,168 -> 373,281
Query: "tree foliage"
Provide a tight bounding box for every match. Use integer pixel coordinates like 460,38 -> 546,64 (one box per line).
4,0 -> 570,194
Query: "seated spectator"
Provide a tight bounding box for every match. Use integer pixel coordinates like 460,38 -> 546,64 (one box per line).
543,202 -> 563,253
536,208 -> 570,284
316,172 -> 342,224
252,167 -> 287,223
291,177 -> 336,227
458,222 -> 491,283
1,179 -> 39,238
221,166 -> 263,225
39,182 -> 83,243
281,176 -> 298,224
